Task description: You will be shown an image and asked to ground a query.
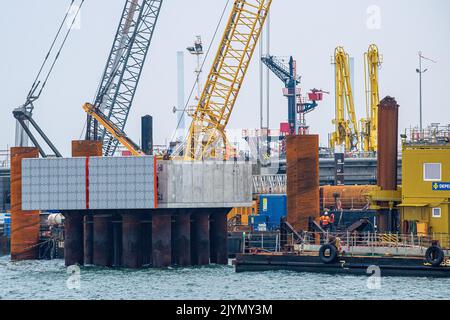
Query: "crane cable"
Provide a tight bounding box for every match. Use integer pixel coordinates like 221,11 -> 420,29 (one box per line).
170,0 -> 231,145
25,0 -> 85,112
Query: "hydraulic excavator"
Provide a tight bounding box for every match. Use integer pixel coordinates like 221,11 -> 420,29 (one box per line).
361,44 -> 382,153
330,46 -> 360,152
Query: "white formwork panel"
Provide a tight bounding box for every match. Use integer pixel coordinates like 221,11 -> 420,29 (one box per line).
192,162 -> 204,203
223,162 -> 235,204
156,161 -> 169,204
201,162 -> 215,204
212,162 -> 225,204
89,156 -> 156,210
156,160 -> 252,208
22,156 -> 156,211
22,158 -> 86,211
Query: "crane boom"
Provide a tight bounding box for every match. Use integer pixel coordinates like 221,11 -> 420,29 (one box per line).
86,0 -> 163,156
13,0 -> 85,157
262,56 -> 298,134
83,103 -> 145,156
184,0 -> 273,160
330,46 -> 360,151
361,44 -> 381,152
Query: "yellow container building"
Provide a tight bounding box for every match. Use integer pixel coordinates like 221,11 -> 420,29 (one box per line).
400,139 -> 450,235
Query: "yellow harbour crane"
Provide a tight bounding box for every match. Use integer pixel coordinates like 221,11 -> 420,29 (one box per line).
330,46 -> 360,152
183,0 -> 273,160
361,44 -> 382,152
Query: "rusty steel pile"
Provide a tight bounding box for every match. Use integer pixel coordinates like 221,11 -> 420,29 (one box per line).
286,135 -> 320,231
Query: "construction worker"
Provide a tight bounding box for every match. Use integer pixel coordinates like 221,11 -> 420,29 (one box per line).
320,210 -> 331,232
329,211 -> 336,232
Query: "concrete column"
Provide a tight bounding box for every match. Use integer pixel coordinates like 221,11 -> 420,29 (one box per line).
122,212 -> 142,268
63,211 -> 84,266
192,212 -> 210,266
83,215 -> 93,265
210,210 -> 228,265
93,214 -> 113,267
173,211 -> 191,266
152,213 -> 172,268
10,147 -> 40,261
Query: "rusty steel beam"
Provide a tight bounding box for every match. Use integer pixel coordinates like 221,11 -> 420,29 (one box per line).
377,97 -> 400,191
83,215 -> 93,265
122,212 -> 142,268
141,213 -> 152,266
172,211 -> 191,266
191,212 -> 210,266
286,135 -> 320,232
71,140 -> 103,158
210,210 -> 228,265
152,212 -> 172,268
63,211 -> 84,266
377,96 -> 400,232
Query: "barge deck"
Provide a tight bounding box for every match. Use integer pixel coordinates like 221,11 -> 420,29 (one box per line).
235,253 -> 450,278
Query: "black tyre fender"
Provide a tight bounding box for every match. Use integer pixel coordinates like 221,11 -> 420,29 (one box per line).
425,246 -> 445,267
319,244 -> 338,264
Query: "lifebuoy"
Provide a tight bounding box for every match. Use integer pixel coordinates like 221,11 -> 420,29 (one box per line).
425,246 -> 445,267
319,244 -> 338,264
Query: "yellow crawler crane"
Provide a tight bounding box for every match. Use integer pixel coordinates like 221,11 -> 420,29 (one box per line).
83,103 -> 145,156
330,46 -> 360,152
183,0 -> 273,160
361,44 -> 382,152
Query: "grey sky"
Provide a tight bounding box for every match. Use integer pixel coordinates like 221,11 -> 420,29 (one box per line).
1,0 -> 449,156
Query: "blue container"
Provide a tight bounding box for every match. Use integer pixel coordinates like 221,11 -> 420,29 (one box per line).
259,195 -> 287,230
249,214 -> 269,231
3,214 -> 11,238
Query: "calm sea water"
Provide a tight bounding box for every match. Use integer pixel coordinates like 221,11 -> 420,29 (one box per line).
0,255 -> 449,300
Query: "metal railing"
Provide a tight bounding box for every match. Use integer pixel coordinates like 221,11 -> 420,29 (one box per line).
242,231 -> 450,257
242,232 -> 283,253
403,124 -> 450,145
0,150 -> 10,168
253,174 -> 286,194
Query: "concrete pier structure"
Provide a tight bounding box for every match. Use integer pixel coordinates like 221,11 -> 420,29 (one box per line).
20,157 -> 252,268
